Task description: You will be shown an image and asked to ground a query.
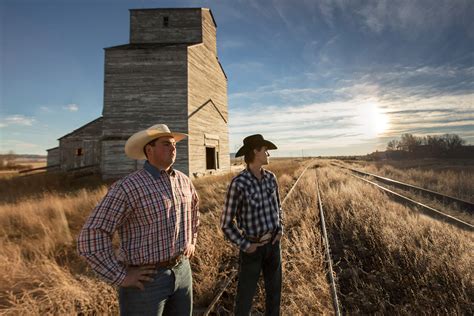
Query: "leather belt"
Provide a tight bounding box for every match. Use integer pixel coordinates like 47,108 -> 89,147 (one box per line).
130,253 -> 185,270
246,232 -> 273,244
155,254 -> 185,269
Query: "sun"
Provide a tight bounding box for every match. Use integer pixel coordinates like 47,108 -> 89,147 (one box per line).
357,101 -> 389,137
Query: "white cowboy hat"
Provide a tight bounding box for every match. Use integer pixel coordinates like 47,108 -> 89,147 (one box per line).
124,124 -> 187,160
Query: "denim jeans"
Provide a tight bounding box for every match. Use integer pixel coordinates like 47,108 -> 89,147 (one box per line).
118,258 -> 193,316
235,241 -> 282,316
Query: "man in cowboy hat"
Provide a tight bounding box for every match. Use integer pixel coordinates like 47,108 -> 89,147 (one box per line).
78,124 -> 199,316
221,134 -> 282,316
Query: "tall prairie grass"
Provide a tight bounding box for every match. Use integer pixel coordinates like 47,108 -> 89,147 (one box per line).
343,159 -> 474,202
2,158 -> 471,314
0,187 -> 118,314
317,164 -> 473,314
0,159 -> 311,314
279,167 -> 333,314
191,158 -> 308,309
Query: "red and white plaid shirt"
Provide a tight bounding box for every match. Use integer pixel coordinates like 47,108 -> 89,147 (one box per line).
77,162 -> 199,285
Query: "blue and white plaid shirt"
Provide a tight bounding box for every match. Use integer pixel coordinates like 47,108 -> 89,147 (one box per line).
221,168 -> 283,251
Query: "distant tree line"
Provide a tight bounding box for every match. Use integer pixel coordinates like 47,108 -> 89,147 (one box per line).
381,133 -> 472,159
0,151 -> 19,170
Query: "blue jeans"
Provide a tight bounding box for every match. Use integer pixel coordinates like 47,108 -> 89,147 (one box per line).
118,258 -> 193,316
235,241 -> 282,316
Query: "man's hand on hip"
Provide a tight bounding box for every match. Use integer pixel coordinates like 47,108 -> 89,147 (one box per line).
244,242 -> 263,253
272,232 -> 282,244
121,265 -> 156,290
184,244 -> 195,258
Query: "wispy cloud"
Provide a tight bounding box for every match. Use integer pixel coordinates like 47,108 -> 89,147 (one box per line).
40,106 -> 51,112
229,69 -> 474,155
309,0 -> 474,37
226,61 -> 265,73
0,115 -> 36,128
63,103 -> 79,112
219,39 -> 245,49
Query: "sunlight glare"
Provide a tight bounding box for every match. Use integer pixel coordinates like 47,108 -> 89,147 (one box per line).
357,101 -> 389,138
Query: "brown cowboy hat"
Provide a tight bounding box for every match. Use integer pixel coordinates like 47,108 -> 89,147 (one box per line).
125,124 -> 187,160
235,134 -> 277,157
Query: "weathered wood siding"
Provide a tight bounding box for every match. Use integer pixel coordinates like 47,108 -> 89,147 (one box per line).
201,9 -> 217,56
102,45 -> 189,178
101,140 -> 137,179
130,9 -> 202,44
46,147 -> 59,167
187,9 -> 229,176
58,118 -> 102,171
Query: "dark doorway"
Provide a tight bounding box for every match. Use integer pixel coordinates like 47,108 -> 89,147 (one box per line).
206,147 -> 216,170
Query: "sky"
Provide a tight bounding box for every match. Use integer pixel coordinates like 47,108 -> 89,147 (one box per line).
1,0 -> 473,157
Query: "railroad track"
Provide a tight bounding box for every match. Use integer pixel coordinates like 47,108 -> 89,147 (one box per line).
332,163 -> 474,232
201,161 -> 341,315
316,174 -> 341,316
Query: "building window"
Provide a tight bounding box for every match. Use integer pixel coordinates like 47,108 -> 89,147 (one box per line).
163,16 -> 169,27
206,147 -> 217,170
76,148 -> 83,156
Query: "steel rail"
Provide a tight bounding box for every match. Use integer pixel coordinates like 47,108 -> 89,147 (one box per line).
316,176 -> 342,316
202,161 -> 313,315
349,173 -> 474,232
334,163 -> 474,214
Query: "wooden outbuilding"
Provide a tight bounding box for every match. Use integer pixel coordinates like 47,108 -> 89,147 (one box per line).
47,8 -> 229,179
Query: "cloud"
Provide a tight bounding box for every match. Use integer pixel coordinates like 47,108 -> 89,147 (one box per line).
0,115 -> 36,128
228,69 -> 474,155
63,103 -> 79,112
226,61 -> 265,73
343,65 -> 474,101
308,0 -> 474,37
219,39 -> 245,50
40,106 -> 51,112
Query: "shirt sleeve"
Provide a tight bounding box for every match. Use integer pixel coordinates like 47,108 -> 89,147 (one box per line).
77,183 -> 130,286
221,178 -> 250,251
190,180 -> 200,245
274,175 -> 284,235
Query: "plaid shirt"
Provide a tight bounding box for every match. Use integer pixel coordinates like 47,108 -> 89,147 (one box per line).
77,161 -> 199,285
221,168 -> 282,251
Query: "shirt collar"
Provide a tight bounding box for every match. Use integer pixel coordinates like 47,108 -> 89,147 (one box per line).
144,161 -> 175,179
245,167 -> 267,182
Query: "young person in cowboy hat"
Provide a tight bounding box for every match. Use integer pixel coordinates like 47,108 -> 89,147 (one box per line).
78,124 -> 199,316
221,134 -> 283,316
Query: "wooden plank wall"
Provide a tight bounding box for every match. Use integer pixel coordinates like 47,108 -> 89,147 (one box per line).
187,9 -> 230,176
47,148 -> 59,167
59,118 -> 102,170
100,8 -> 228,179
130,9 -> 202,45
101,46 -> 190,178
101,140 -> 137,179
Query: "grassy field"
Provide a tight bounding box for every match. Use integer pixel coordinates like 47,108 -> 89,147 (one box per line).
0,158 -> 472,314
342,158 -> 474,202
316,162 -> 473,314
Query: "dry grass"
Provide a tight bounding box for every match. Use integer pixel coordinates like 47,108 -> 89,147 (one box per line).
0,187 -> 119,314
0,172 -> 105,204
279,168 -> 333,314
0,158 -> 314,314
1,158 -> 471,314
342,159 -> 474,202
191,158 -> 310,309
317,164 -> 473,314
